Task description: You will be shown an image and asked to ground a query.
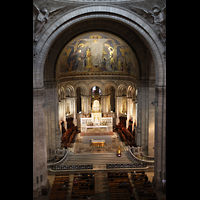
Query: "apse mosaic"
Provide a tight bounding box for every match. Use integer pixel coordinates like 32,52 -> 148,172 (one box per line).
56,31 -> 139,77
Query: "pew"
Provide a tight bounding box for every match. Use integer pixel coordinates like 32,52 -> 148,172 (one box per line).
107,171 -> 134,200
71,172 -> 95,199
131,172 -> 157,200
49,173 -> 69,200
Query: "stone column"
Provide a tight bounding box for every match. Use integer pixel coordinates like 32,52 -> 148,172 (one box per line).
132,99 -> 136,129
136,86 -> 141,146
81,96 -> 85,113
108,94 -> 111,112
33,88 -> 48,198
137,82 -> 150,154
103,95 -> 109,113
85,96 -> 88,113
101,95 -> 106,114
71,97 -> 77,126
61,98 -> 66,123
126,97 -> 132,128
115,96 -> 120,125
88,96 -> 91,113
82,95 -> 90,114
153,86 -> 166,190
148,85 -> 155,156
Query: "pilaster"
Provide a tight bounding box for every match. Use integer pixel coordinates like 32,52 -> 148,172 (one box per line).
148,85 -> 155,156
153,86 -> 166,190
33,87 -> 48,198
44,82 -> 59,158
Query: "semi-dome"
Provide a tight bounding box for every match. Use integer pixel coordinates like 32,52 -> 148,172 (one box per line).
56,31 -> 139,78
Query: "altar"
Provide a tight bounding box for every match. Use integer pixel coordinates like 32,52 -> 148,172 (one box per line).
86,125 -> 108,132
80,88 -> 113,132
90,139 -> 105,147
81,114 -> 113,132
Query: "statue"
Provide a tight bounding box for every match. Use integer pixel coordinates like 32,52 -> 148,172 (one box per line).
92,100 -> 100,112
33,3 -> 66,43
130,5 -> 166,44
86,48 -> 93,69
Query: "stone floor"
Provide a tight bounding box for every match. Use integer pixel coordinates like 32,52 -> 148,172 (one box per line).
74,130 -> 123,154
95,171 -> 110,200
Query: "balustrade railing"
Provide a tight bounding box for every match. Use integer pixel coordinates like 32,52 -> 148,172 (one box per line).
47,149 -> 68,169
106,163 -> 147,169
51,164 -> 93,171
127,146 -> 154,167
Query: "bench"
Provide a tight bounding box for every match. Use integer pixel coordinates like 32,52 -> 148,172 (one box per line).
107,171 -> 133,200
49,173 -> 70,200
72,172 -> 95,198
131,173 -> 157,200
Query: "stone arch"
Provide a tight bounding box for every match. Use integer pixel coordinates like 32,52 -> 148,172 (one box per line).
33,5 -> 165,89
88,81 -> 105,95
117,83 -> 127,96
74,82 -> 88,96
59,87 -> 65,100
33,4 -> 166,192
127,86 -> 132,98
104,81 -> 117,95
64,84 -> 75,97
127,85 -> 136,98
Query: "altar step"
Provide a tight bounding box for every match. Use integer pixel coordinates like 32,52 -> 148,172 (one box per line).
61,152 -> 136,166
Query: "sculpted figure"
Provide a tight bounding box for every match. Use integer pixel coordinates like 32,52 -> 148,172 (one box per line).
33,4 -> 66,42
130,5 -> 166,44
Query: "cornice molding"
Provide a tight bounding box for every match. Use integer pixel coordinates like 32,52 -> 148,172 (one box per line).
56,74 -> 140,85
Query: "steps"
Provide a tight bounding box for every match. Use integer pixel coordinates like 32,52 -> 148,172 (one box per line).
62,152 -> 134,166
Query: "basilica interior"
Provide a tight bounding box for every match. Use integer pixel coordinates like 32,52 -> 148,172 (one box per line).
33,0 -> 166,199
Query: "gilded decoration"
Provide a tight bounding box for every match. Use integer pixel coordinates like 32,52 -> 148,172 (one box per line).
56,31 -> 139,78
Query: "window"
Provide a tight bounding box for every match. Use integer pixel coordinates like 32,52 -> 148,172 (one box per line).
92,86 -> 96,92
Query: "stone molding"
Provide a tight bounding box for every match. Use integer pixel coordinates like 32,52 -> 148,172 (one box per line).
33,4 -> 165,89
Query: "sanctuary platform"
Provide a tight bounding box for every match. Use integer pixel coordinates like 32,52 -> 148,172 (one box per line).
80,131 -> 113,136
80,129 -> 114,144
74,128 -> 119,154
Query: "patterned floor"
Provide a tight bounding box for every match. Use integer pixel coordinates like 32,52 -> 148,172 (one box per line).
80,131 -> 113,136
75,132 -> 122,154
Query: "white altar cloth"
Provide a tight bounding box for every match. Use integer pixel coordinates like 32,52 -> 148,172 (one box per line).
86,125 -> 108,132
90,139 -> 105,143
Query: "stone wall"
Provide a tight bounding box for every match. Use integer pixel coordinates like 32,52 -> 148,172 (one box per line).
33,88 -> 48,197
44,81 -> 61,159
33,0 -> 166,195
